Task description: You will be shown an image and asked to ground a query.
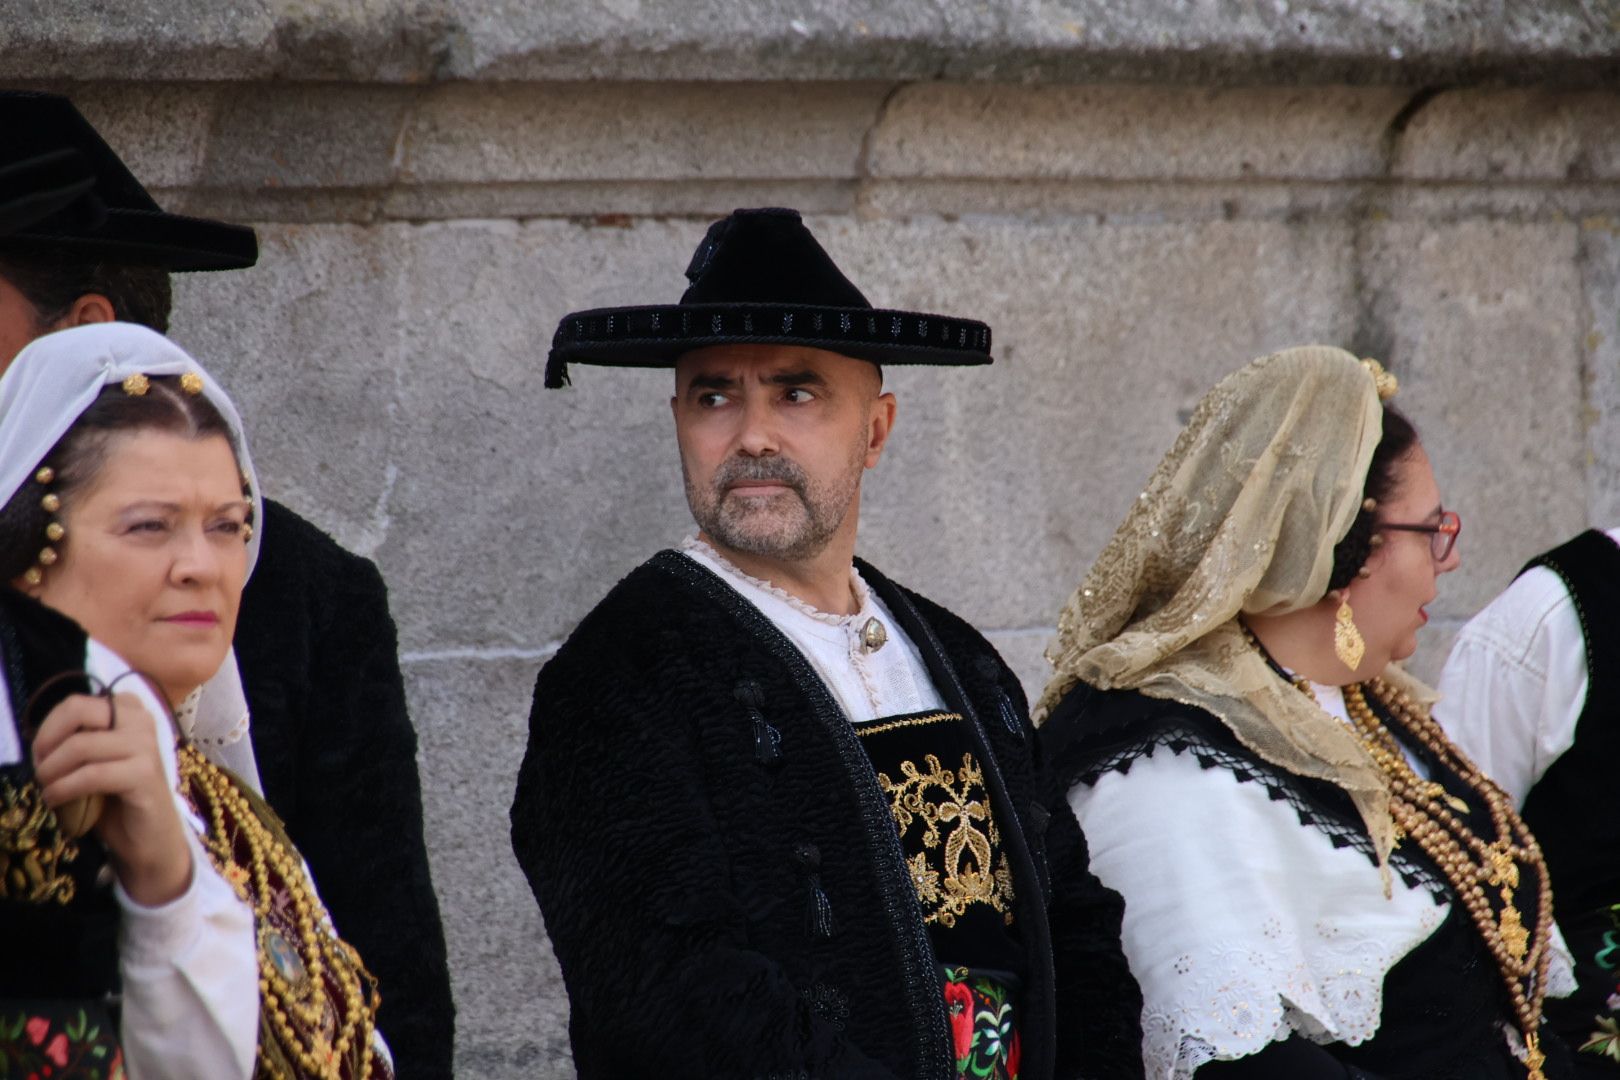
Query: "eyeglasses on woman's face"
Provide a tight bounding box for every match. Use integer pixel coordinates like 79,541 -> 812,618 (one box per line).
1378,509 -> 1461,562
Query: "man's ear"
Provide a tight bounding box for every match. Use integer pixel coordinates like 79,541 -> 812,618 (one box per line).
56,294 -> 117,329
865,391 -> 898,469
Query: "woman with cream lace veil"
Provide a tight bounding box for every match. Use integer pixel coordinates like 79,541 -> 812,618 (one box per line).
1037,347 -> 1574,1079
0,321 -> 389,1079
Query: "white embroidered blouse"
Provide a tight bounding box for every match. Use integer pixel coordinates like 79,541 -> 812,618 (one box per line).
1434,527 -> 1620,807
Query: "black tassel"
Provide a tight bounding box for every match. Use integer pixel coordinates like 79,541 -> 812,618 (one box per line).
974,656 -> 1024,738
996,693 -> 1023,738
753,715 -> 783,766
794,843 -> 837,939
735,680 -> 782,767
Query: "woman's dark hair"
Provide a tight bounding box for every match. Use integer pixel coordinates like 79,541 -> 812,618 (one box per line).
0,376 -> 239,582
1326,403 -> 1420,592
0,240 -> 173,333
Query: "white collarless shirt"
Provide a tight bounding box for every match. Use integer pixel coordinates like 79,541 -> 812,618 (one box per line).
1435,527 -> 1620,806
679,538 -> 946,723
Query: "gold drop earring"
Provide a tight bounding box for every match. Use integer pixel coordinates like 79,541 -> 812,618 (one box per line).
1333,591 -> 1365,671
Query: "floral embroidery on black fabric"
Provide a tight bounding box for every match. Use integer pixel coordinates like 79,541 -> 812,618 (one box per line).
876,752 -> 1015,927
943,968 -> 1019,1079
0,1005 -> 123,1079
1578,906 -> 1620,1062
1583,1016 -> 1620,1063
0,777 -> 80,904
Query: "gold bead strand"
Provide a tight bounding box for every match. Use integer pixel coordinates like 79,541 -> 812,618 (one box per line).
1346,682 -> 1552,1079
178,744 -> 383,1079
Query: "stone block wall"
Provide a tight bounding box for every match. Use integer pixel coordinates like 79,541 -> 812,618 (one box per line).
6,4 -> 1619,1071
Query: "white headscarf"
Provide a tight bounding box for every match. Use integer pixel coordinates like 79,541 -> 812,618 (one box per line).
0,322 -> 266,789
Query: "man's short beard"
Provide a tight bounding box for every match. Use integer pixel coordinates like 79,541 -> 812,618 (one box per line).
685,451 -> 861,563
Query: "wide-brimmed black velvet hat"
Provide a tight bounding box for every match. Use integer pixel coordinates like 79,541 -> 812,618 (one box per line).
545,207 -> 992,388
0,91 -> 258,271
0,148 -> 99,237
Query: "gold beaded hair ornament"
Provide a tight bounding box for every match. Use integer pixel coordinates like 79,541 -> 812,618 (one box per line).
0,323 -> 266,784
1038,345 -> 1422,867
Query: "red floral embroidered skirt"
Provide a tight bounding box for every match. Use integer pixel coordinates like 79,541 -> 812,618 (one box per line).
943,967 -> 1020,1080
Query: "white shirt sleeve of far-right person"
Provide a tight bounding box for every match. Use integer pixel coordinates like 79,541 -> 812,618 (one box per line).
82,638 -> 260,1080
1432,540 -> 1610,808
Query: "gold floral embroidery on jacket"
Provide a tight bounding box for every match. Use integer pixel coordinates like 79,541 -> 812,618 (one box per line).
0,777 -> 79,904
878,752 -> 1014,927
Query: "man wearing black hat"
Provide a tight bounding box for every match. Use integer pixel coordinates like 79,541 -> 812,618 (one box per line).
0,91 -> 455,1079
511,208 -> 1142,1079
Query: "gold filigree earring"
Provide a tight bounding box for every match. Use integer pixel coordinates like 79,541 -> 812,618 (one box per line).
1334,596 -> 1365,670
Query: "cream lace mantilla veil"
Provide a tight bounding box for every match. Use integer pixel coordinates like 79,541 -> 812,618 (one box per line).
1037,345 -> 1435,868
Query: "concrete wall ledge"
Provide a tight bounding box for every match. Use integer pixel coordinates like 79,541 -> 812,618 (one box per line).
19,81 -> 1618,228
2,0 -> 1617,86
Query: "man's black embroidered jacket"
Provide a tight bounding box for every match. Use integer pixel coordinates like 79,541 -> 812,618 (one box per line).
510,551 -> 1143,1079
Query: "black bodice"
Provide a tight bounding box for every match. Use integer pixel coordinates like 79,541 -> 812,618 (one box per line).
0,588 -> 120,1002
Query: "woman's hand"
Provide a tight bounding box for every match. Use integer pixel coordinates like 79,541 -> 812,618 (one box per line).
32,693 -> 194,907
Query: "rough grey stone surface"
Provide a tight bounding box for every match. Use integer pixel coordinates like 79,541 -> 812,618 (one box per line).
4,0 -> 1618,84
842,215 -> 1361,630
87,75 -> 1620,1078
1394,89 -> 1620,182
1358,218 -> 1591,615
405,657 -> 572,1077
1582,221 -> 1620,527
0,0 -> 453,81
26,81 -> 1615,232
869,84 -> 1414,181
400,82 -> 889,185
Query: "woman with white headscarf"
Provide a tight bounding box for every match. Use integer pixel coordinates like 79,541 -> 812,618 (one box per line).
0,322 -> 388,1079
1038,347 -> 1574,1079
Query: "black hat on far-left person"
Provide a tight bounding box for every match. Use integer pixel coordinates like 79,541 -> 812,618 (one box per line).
0,148 -> 99,238
0,91 -> 257,271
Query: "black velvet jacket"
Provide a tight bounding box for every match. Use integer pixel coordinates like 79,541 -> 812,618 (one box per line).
510,550 -> 1142,1080
237,499 -> 455,1079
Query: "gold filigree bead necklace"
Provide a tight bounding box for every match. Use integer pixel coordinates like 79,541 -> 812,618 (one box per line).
1340,679 -> 1553,1080
180,744 -> 382,1079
